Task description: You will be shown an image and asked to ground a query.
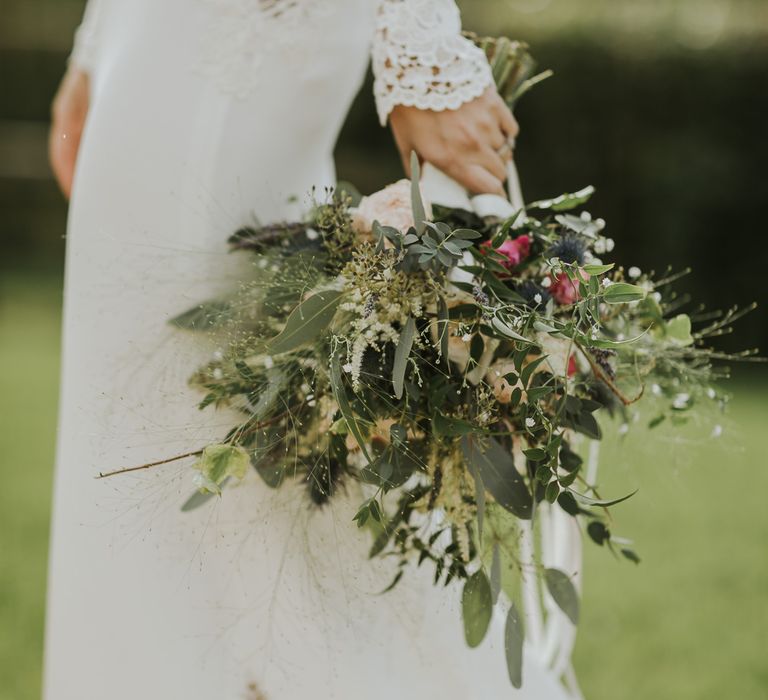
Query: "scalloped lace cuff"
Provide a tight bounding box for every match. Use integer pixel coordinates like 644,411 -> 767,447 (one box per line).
372,0 -> 494,126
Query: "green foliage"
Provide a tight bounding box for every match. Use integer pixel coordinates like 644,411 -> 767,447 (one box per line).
462,570 -> 493,647
463,436 -> 533,520
267,289 -> 343,354
191,445 -> 250,493
504,602 -> 525,688
545,568 -> 580,625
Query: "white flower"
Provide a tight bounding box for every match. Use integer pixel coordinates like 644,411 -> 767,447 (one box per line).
580,211 -> 592,222
212,350 -> 223,361
305,228 -> 319,241
707,388 -> 717,399
595,218 -> 606,230
618,423 -> 629,436
672,393 -> 690,409
462,333 -> 472,342
525,417 -> 536,428
352,179 -> 432,236
541,277 -> 552,289
536,332 -> 573,377
602,278 -> 613,288
212,368 -> 223,380
628,266 -> 642,279
652,292 -> 662,303
534,293 -> 543,304
605,238 -> 615,252
651,383 -> 662,396
711,424 -> 723,438
342,363 -> 354,373
263,356 -> 274,369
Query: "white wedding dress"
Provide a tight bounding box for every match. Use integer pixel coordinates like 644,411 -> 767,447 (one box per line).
45,1 -> 584,698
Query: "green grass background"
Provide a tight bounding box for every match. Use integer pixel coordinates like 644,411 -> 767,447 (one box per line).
1,273 -> 766,700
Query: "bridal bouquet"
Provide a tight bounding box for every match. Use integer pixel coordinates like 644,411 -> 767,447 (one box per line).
164,166 -> 754,684
107,38 -> 757,688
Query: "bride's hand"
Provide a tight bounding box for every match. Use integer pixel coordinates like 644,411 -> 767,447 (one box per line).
49,68 -> 90,199
389,86 -> 519,196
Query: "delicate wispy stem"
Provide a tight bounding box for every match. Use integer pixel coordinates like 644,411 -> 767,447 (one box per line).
96,449 -> 203,479
576,342 -> 644,406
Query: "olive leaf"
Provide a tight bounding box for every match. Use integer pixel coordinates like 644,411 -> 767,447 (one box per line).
571,488 -> 638,508
603,283 -> 647,304
529,186 -> 595,212
582,263 -> 615,275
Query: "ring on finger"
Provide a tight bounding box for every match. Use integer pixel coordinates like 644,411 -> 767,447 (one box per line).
496,140 -> 514,161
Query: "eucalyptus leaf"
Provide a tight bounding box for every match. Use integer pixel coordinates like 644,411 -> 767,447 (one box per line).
170,301 -> 231,331
433,413 -> 475,437
544,568 -> 580,625
246,367 -> 287,421
267,289 -> 342,354
462,435 -> 533,520
393,317 -> 416,399
410,152 -> 427,235
330,350 -> 371,462
437,296 -> 450,361
490,541 -> 502,604
462,570 -> 493,648
504,602 -> 525,689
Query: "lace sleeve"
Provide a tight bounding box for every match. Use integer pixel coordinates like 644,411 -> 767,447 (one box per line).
372,0 -> 494,126
69,0 -> 104,73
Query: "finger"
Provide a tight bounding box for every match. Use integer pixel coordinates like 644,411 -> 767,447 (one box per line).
475,145 -> 508,181
446,162 -> 505,196
494,99 -> 519,139
49,128 -> 76,199
488,121 -> 507,151
392,135 -> 412,177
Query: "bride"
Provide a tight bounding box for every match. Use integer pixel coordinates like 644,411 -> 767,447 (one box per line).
45,1 -> 581,697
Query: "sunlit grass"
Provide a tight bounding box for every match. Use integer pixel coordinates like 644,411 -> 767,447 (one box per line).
0,273 -> 766,699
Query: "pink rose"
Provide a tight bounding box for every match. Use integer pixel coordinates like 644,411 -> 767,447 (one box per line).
352,179 -> 432,237
481,235 -> 531,270
550,269 -> 590,305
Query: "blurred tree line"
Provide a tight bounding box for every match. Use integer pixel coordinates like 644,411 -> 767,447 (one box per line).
1,1 -> 766,353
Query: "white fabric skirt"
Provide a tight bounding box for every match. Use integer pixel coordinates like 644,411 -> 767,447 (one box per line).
44,2 -> 576,697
